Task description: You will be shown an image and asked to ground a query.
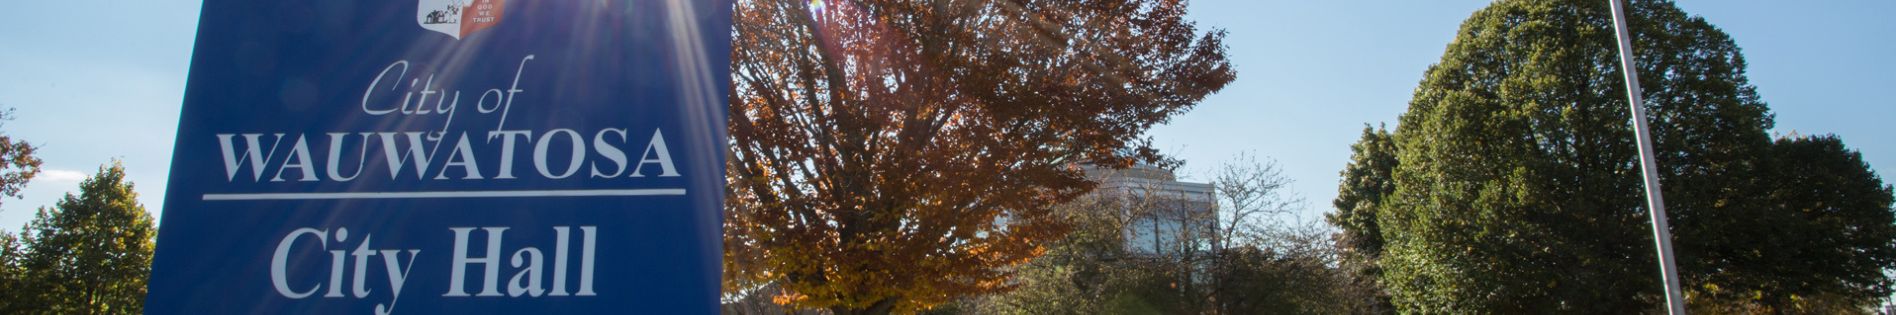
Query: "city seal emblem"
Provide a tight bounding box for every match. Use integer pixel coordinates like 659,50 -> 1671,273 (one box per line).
417,0 -> 506,39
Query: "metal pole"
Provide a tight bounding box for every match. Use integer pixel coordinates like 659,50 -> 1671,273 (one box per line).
1607,0 -> 1687,314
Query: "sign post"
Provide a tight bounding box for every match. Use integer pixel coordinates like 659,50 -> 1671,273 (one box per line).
145,0 -> 732,313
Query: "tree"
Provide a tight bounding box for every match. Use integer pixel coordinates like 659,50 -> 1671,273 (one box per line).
0,107 -> 42,312
972,193 -> 1149,315
1325,124 -> 1394,313
1359,0 -> 1896,312
1693,135 -> 1896,312
976,157 -> 1368,315
1329,125 -> 1394,260
723,0 -> 1234,313
1208,153 -> 1299,257
0,232 -> 27,312
1201,154 -> 1379,315
10,161 -> 155,314
1207,224 -> 1365,315
0,108 -> 43,207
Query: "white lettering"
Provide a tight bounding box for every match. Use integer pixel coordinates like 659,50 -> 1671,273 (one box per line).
271,228 -> 325,299
487,130 -> 533,179
271,134 -> 318,182
362,61 -> 409,115
507,247 -> 545,297
630,129 -> 679,177
325,132 -> 370,182
434,132 -> 483,180
533,129 -> 585,179
578,226 -> 597,296
590,128 -> 629,178
375,248 -> 420,315
445,227 -> 507,297
217,133 -> 283,181
378,132 -> 436,180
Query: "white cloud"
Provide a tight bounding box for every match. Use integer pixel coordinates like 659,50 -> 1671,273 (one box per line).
37,169 -> 87,183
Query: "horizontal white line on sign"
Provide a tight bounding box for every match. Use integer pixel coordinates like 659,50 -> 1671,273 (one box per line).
201,188 -> 688,201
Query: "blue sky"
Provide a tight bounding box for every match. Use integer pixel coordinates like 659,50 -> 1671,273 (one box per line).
0,0 -> 1891,232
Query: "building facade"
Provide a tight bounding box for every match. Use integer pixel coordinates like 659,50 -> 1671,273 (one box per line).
1082,164 -> 1217,257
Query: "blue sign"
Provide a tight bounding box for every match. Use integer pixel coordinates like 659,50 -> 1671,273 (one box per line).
146,0 -> 730,313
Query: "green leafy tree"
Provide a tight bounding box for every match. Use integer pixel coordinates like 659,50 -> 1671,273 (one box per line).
1330,125 -> 1394,261
1705,135 -> 1896,311
1326,124 -> 1396,313
11,161 -> 155,314
0,232 -> 27,312
976,194 -> 1149,315
1357,0 -> 1896,313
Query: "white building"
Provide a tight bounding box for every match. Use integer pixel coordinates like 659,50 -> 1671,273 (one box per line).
1082,164 -> 1217,257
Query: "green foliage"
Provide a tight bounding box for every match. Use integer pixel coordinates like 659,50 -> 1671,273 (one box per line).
1712,135 -> 1896,310
974,195 -> 1152,315
1208,245 -> 1356,314
0,233 -> 28,311
1330,125 -> 1396,262
1326,125 -> 1397,313
0,106 -> 45,312
1351,0 -> 1896,313
5,161 -> 155,314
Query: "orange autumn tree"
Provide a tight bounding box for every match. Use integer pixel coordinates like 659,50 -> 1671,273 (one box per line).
724,0 -> 1233,313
